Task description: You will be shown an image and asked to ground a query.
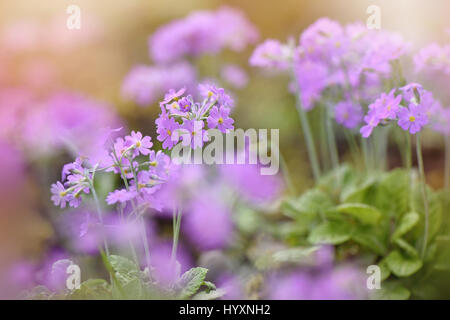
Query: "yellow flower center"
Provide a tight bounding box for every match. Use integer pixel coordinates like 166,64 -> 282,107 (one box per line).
409,116 -> 416,122
207,91 -> 213,98
387,105 -> 391,111
167,129 -> 172,136
150,161 -> 157,167
218,117 -> 224,124
136,141 -> 141,147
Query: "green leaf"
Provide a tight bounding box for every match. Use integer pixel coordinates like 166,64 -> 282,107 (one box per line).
335,203 -> 382,225
394,238 -> 419,258
272,247 -> 320,264
176,267 -> 208,299
308,221 -> 351,245
69,279 -> 111,300
371,282 -> 410,300
378,258 -> 391,281
192,288 -> 226,300
392,212 -> 419,241
289,189 -> 334,217
385,250 -> 423,277
351,226 -> 387,255
376,169 -> 409,217
107,255 -> 142,285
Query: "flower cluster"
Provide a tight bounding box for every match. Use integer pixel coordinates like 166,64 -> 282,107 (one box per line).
149,6 -> 259,64
360,84 -> 431,137
250,18 -> 411,111
156,84 -> 234,150
51,130 -> 171,211
414,43 -> 450,74
50,158 -> 91,209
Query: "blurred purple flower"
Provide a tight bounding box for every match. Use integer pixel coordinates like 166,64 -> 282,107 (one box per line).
183,193 -> 233,251
121,63 -> 196,107
334,100 -> 363,129
221,65 -> 248,89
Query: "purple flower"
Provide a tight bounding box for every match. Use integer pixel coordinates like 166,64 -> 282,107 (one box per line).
400,83 -> 424,103
360,109 -> 381,138
61,157 -> 84,180
372,89 -> 402,120
398,104 -> 429,134
156,117 -> 180,149
198,83 -> 234,108
50,181 -> 69,208
161,88 -> 186,105
125,131 -> 152,156
121,63 -> 196,107
183,193 -> 233,251
414,43 -> 450,74
294,60 -> 329,110
180,120 -> 209,149
148,150 -> 171,179
249,39 -> 291,69
221,64 -> 248,89
106,189 -> 137,205
334,101 -> 363,129
149,7 -> 257,64
207,106 -> 234,133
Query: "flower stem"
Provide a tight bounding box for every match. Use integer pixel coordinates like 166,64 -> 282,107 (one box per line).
294,97 -> 321,182
290,68 -> 321,182
416,134 -> 430,259
171,206 -> 183,264
91,185 -> 110,256
325,104 -> 339,170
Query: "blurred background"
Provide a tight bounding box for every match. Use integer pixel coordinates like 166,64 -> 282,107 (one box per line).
0,0 -> 449,298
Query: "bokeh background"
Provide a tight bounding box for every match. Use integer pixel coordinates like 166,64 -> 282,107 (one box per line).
0,0 -> 449,298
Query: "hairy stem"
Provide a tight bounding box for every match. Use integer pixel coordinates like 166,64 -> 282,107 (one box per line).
416,134 -> 430,259
171,206 -> 183,264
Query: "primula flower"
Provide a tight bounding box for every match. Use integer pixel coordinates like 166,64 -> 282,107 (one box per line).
125,131 -> 152,156
148,150 -> 171,179
50,181 -> 69,208
294,60 -> 329,110
156,117 -> 180,149
249,39 -> 291,70
334,101 -> 363,129
372,89 -> 402,120
121,63 -> 196,107
207,106 -> 234,133
360,109 -> 381,138
180,120 -> 209,149
221,64 -> 249,89
106,189 -> 137,205
398,104 -> 429,134
198,83 -> 234,108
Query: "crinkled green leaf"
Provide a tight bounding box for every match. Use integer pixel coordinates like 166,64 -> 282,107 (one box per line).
335,203 -> 382,225
308,221 -> 351,245
385,250 -> 423,277
392,212 -> 419,241
394,238 -> 419,258
176,267 -> 208,299
351,226 -> 387,255
371,282 -> 410,300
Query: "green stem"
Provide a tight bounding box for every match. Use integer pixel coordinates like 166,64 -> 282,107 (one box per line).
171,206 -> 183,264
344,131 -> 360,168
279,152 -> 297,195
325,105 -> 339,170
416,134 -> 430,259
405,133 -> 415,212
361,136 -> 370,172
91,185 -> 110,256
294,97 -> 321,182
290,68 -> 321,182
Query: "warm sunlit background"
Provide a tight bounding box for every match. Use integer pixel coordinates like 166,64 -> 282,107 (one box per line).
1,0 -> 449,299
